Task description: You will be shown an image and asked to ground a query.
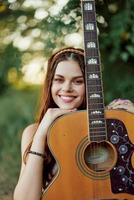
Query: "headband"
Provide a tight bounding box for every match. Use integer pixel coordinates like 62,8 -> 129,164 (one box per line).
49,47 -> 84,68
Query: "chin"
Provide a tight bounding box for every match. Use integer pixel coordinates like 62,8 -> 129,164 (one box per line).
59,104 -> 76,110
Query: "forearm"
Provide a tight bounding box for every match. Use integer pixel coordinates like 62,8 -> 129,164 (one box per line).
14,108 -> 68,200
14,134 -> 47,200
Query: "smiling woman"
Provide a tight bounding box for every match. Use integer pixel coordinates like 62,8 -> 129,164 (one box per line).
51,60 -> 85,109
13,46 -> 134,200
13,47 -> 86,200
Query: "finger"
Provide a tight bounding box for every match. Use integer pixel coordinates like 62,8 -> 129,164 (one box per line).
107,99 -> 118,106
108,99 -> 131,108
110,104 -> 129,111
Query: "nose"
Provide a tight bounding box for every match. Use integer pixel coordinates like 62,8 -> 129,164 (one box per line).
62,81 -> 73,92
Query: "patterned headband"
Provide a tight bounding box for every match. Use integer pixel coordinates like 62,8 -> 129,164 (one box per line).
49,47 -> 84,67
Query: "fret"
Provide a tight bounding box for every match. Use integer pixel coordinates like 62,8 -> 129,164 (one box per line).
89,128 -> 107,133
88,103 -> 104,109
89,121 -> 105,128
86,65 -> 100,71
88,96 -> 103,103
87,79 -> 102,86
89,116 -> 105,121
85,48 -> 99,57
87,69 -> 101,72
88,103 -> 104,110
90,115 -> 104,121
82,0 -> 107,142
86,64 -> 101,70
89,115 -> 105,121
89,126 -> 106,131
87,69 -> 101,74
90,133 -> 106,137
84,31 -> 97,40
88,101 -> 104,105
88,99 -> 103,104
89,136 -> 107,142
88,91 -> 103,95
88,87 -> 102,93
83,12 -> 95,22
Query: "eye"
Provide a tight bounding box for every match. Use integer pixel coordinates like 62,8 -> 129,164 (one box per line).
73,79 -> 84,85
53,78 -> 64,83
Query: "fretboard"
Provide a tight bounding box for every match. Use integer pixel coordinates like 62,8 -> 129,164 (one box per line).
82,0 -> 107,142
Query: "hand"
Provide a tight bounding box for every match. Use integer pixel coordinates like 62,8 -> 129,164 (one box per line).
107,99 -> 134,114
37,108 -> 76,137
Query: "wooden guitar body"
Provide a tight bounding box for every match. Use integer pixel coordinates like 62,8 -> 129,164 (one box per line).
43,110 -> 134,200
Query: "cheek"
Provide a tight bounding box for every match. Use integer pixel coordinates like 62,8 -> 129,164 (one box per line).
51,84 -> 60,98
79,85 -> 85,98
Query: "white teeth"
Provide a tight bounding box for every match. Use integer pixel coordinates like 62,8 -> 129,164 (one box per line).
60,96 -> 74,100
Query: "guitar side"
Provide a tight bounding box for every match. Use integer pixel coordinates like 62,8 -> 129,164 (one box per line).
42,110 -> 134,200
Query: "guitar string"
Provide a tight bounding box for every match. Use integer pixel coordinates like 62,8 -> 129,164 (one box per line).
90,1 -> 99,199
95,3 -> 105,198
86,1 -> 100,199
90,1 -> 104,198
89,2 -> 97,199
83,2 -> 95,199
83,0 -> 104,198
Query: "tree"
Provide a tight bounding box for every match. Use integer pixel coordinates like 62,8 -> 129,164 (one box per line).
0,0 -> 133,99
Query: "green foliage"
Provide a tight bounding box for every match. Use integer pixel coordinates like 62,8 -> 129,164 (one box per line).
0,1 -> 134,199
0,87 -> 39,197
0,44 -> 22,93
100,0 -> 134,63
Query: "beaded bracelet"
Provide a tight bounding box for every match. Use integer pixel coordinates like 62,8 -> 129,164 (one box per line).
28,150 -> 47,160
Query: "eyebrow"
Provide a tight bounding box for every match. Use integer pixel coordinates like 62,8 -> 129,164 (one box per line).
54,74 -> 84,79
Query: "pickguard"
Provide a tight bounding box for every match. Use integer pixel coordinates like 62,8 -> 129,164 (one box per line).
107,119 -> 134,194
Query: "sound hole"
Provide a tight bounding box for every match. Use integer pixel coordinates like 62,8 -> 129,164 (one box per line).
84,141 -> 116,172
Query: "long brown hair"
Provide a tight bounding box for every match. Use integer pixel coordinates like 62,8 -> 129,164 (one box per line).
38,47 -> 86,123
23,47 -> 86,163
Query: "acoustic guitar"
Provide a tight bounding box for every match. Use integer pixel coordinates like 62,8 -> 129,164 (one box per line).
43,0 -> 134,199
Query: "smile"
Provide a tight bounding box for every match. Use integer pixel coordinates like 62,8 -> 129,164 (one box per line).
58,95 -> 76,103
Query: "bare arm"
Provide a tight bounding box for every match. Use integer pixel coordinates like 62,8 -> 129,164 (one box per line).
13,124 -> 46,200
13,108 -> 74,200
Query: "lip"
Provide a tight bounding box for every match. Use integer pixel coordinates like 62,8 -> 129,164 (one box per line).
58,95 -> 76,103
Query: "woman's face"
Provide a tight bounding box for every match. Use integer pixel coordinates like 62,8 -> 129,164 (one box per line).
51,60 -> 85,110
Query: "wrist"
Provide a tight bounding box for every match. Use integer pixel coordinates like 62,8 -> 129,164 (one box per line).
28,150 -> 47,160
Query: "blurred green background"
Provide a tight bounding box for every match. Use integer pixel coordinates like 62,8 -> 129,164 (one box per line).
0,0 -> 134,199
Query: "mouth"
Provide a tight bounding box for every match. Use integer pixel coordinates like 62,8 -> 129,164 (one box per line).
58,95 -> 76,103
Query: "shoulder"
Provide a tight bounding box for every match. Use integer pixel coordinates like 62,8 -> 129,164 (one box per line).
22,123 -> 38,141
21,123 -> 38,155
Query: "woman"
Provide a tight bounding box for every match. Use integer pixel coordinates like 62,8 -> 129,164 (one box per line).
14,47 -> 86,200
14,47 -> 134,200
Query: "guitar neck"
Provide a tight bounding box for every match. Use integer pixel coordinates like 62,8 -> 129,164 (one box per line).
82,0 -> 107,142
